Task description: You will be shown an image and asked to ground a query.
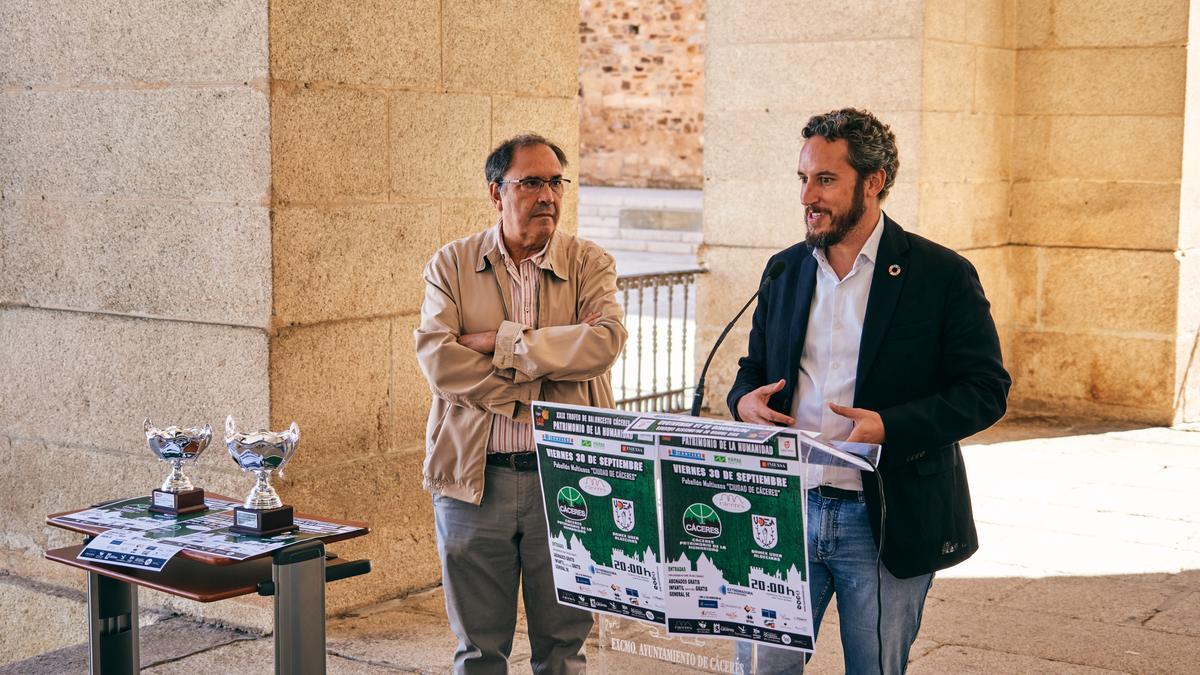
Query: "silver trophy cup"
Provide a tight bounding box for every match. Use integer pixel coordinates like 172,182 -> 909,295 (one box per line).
225,415 -> 300,536
144,418 -> 212,515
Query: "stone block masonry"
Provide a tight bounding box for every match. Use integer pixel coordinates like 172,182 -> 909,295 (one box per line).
0,0 -> 273,646
269,0 -> 582,617
579,0 -> 704,189
700,0 -> 1199,425
578,185 -> 702,256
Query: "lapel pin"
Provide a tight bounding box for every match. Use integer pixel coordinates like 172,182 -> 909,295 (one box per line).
888,264 -> 901,277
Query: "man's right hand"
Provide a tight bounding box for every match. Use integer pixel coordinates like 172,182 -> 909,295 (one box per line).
735,379 -> 795,426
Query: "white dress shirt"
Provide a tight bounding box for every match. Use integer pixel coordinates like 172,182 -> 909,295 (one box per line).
791,212 -> 885,491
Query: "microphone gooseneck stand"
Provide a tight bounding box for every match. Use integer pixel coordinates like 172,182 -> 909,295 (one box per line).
689,260 -> 786,417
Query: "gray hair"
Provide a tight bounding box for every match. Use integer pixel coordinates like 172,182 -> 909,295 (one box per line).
484,134 -> 568,185
802,109 -> 899,199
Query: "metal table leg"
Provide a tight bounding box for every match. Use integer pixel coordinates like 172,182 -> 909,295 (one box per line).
87,570 -> 139,674
272,540 -> 326,675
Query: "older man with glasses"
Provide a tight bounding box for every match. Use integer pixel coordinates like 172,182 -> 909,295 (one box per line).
415,134 -> 627,674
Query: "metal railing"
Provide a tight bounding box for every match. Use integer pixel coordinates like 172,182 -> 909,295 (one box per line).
613,268 -> 705,412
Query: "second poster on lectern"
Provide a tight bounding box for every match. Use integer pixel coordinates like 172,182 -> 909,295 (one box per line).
658,431 -> 813,652
532,402 -> 666,624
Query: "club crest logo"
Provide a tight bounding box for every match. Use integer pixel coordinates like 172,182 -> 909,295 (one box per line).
612,498 -> 635,532
752,514 -> 778,550
557,486 -> 588,521
683,503 -> 722,539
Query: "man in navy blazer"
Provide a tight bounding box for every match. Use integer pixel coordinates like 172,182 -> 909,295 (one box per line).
727,109 -> 1010,674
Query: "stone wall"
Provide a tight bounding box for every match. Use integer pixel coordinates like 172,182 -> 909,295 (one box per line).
1179,1 -> 1200,423
699,0 -> 926,407
701,0 -> 1198,425
918,1 -> 1017,421
577,185 -> 702,255
268,0 -> 580,615
2,1 -> 1198,661
0,0 -> 581,642
579,0 -> 704,188
0,0 -> 273,637
1006,0 -> 1191,423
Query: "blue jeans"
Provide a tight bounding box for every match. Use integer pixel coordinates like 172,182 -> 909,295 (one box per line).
433,465 -> 593,674
737,490 -> 933,675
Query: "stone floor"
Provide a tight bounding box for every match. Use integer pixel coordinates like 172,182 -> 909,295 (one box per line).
4,418 -> 1199,674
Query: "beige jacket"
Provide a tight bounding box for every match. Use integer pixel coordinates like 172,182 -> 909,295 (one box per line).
414,226 -> 627,504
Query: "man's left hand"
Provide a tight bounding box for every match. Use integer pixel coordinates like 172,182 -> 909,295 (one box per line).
458,330 -> 497,354
828,402 -> 886,444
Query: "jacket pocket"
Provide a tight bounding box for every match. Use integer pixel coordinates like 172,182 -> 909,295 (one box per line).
912,446 -> 957,476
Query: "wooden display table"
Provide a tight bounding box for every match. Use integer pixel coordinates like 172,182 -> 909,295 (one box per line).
45,494 -> 370,675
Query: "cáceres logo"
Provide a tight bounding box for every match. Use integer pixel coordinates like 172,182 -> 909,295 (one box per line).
682,503 -> 722,539
557,486 -> 588,521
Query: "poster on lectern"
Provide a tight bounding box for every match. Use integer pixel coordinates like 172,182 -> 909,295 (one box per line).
533,403 -> 835,654
532,402 -> 666,624
656,431 -> 813,652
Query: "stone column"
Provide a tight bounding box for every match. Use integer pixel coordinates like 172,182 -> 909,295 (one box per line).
268,0 -> 580,614
918,0 -> 1016,414
1,0 -> 582,635
701,0 -> 1198,426
0,0 -> 272,630
700,0 -> 927,407
1179,0 -> 1200,423
1007,0 -> 1191,423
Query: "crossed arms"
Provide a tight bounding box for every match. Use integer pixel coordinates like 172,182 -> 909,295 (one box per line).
414,247 -> 626,420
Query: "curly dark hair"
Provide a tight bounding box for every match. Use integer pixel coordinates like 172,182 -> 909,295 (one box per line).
484,134 -> 568,185
802,108 -> 899,199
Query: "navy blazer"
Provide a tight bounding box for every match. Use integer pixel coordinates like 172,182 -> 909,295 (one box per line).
727,215 -> 1011,578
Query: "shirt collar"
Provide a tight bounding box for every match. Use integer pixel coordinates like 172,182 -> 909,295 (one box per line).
859,210 -> 886,264
494,220 -> 548,266
476,220 -> 569,280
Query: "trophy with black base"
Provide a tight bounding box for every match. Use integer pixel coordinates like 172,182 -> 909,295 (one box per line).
225,415 -> 301,537
145,418 -> 212,516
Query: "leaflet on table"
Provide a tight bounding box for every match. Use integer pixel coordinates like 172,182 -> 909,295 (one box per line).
626,414 -> 881,473
150,515 -> 357,560
626,413 -> 782,443
49,496 -> 238,532
658,431 -> 814,653
795,433 -> 880,472
77,529 -> 182,572
54,496 -> 358,562
532,401 -> 666,624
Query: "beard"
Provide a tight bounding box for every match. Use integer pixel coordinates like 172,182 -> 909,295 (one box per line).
805,175 -> 866,249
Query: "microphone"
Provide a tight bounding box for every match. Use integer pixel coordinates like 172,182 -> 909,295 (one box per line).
689,260 -> 786,417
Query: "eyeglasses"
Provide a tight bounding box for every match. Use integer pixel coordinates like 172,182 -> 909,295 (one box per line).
495,177 -> 572,195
